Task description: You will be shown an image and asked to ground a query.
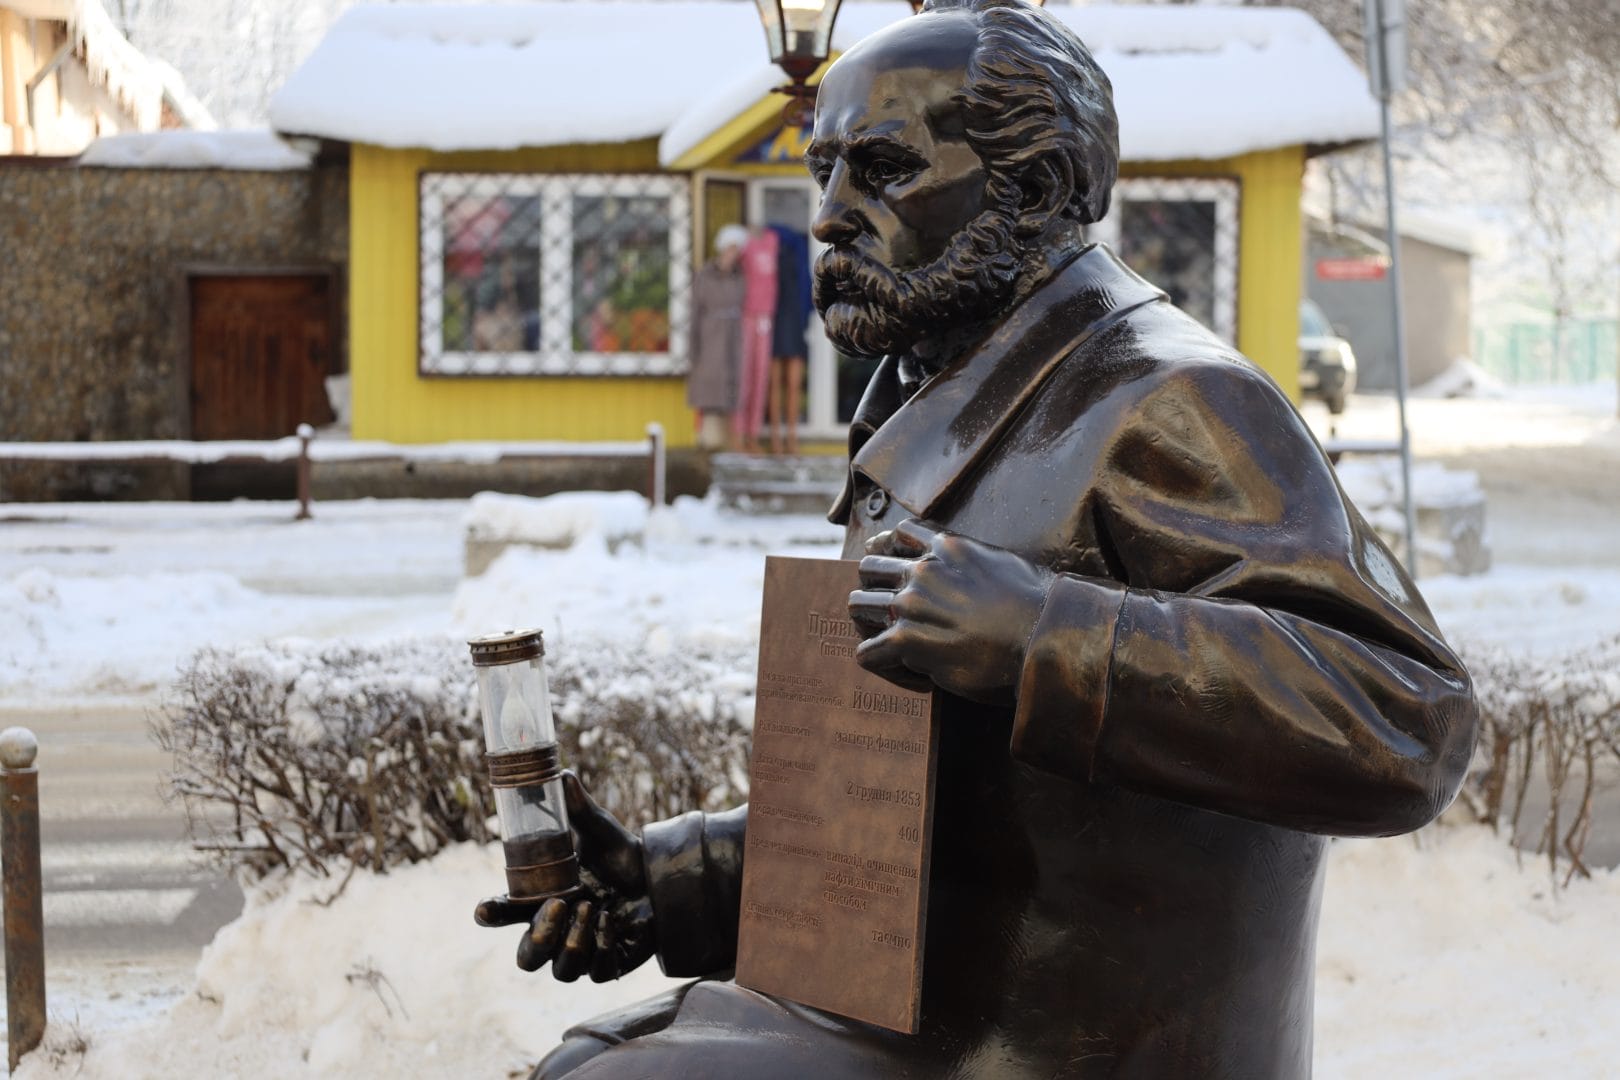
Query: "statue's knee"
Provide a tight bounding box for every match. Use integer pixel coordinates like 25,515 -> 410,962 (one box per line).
529,1033 -> 615,1080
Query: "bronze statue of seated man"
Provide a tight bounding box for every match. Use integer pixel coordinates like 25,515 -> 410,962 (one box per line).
477,1 -> 1477,1076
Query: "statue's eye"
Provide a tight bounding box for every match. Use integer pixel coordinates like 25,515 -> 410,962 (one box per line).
866,159 -> 915,187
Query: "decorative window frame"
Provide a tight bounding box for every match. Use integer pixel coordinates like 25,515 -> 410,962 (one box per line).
418,172 -> 692,377
1089,176 -> 1241,344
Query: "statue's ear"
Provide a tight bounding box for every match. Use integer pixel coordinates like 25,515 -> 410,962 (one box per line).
1012,155 -> 1078,238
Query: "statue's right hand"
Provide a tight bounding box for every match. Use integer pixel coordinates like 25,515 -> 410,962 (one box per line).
474,771 -> 656,983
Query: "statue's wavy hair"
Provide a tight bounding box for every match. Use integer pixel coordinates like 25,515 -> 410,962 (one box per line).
922,0 -> 1120,226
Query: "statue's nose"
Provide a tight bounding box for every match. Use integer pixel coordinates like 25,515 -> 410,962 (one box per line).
812,162 -> 862,247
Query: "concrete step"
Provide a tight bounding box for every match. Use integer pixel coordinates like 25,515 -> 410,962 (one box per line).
711,453 -> 846,515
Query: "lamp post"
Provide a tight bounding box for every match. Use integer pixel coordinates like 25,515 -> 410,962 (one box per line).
753,0 -> 845,125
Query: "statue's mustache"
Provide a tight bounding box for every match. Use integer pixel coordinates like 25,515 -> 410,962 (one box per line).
813,249 -> 900,312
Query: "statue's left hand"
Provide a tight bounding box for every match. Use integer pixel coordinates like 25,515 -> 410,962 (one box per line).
474,771 -> 657,983
850,518 -> 1053,706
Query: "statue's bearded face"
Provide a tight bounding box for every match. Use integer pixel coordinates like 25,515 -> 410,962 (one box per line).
807,15 -> 1023,359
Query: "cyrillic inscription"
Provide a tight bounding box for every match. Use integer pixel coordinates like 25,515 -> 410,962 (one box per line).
737,557 -> 940,1036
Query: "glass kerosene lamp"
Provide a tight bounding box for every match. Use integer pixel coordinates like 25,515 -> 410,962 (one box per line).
469,629 -> 579,904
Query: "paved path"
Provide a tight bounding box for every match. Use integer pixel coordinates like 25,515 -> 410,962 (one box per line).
0,701 -> 243,1047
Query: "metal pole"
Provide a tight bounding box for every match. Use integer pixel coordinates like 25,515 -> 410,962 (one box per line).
1,727 -> 46,1071
1371,0 -> 1419,578
646,422 -> 667,509
295,423 -> 314,521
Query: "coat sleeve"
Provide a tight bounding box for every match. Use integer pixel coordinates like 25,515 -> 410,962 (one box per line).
640,804 -> 747,977
1009,358 -> 1478,837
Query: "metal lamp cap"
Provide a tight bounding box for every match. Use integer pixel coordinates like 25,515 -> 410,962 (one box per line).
467,628 -> 545,666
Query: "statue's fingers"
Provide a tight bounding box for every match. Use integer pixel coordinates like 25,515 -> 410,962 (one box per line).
858,554 -> 912,591
551,900 -> 597,983
864,528 -> 899,556
890,518 -> 941,557
475,895 -> 537,928
849,589 -> 898,634
853,629 -> 934,692
517,897 -> 570,972
589,908 -> 619,984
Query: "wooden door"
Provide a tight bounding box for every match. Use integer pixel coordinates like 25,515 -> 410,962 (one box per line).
190,273 -> 336,440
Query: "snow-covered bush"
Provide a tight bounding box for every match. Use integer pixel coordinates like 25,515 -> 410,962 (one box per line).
1459,634 -> 1620,879
158,636 -> 752,881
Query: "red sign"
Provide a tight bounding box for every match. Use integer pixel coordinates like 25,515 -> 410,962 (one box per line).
1315,257 -> 1388,281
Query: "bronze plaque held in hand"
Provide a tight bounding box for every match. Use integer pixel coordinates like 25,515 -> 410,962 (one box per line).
736,556 -> 940,1035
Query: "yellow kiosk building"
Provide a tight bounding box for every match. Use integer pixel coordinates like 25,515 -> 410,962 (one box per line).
271,1 -> 1380,449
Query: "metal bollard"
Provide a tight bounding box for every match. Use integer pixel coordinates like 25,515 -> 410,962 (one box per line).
645,422 -> 667,509
1,727 -> 45,1071
295,423 -> 315,521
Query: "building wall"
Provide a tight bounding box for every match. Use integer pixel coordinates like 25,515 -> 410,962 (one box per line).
1122,146 -> 1305,400
1401,237 -> 1470,386
1308,227 -> 1469,391
349,139 -> 696,445
0,11 -> 142,156
0,160 -> 347,498
348,138 -> 1309,446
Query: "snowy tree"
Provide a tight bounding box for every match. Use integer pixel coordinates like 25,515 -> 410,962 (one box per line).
112,0 -> 422,129
1148,0 -> 1620,359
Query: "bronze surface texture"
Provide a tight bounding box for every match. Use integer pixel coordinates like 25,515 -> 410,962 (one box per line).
735,557 -> 939,1034
490,1 -> 1479,1077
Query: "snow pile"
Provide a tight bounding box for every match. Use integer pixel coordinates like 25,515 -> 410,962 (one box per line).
454,530 -> 764,655
0,500 -> 465,706
1316,827 -> 1620,1077
13,843 -> 684,1079
1336,458 -> 1486,513
78,130 -> 313,170
2,567 -> 269,699
463,491 -> 650,570
15,825 -> 1619,1078
268,2 -> 1377,164
1423,567 -> 1620,656
1414,359 -> 1509,400
1334,457 -> 1490,576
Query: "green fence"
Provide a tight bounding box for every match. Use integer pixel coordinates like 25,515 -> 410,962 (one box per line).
1473,319 -> 1618,383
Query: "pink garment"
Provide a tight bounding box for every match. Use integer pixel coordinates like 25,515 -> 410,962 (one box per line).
741,229 -> 780,316
734,230 -> 779,441
735,315 -> 774,442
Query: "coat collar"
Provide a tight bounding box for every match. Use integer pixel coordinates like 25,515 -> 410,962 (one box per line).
829,243 -> 1166,525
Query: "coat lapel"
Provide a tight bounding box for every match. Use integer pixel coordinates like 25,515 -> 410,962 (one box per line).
829,244 -> 1165,525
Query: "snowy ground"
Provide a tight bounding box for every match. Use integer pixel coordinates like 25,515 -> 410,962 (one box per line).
2,384 -> 1618,1076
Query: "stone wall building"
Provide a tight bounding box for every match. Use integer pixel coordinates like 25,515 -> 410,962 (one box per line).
0,133 -> 347,499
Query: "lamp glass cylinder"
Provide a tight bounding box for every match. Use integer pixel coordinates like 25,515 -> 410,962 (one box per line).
470,630 -> 578,903
754,0 -> 786,63
782,0 -> 839,63
754,0 -> 839,67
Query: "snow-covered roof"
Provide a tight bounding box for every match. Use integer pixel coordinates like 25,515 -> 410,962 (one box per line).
1395,210 -> 1493,257
269,1 -> 1380,165
1310,210 -> 1496,259
6,0 -> 209,132
77,129 -> 314,171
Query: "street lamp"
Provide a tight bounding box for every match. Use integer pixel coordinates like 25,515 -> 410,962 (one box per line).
753,0 -> 845,124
